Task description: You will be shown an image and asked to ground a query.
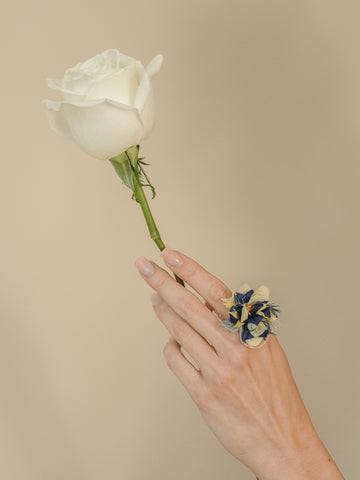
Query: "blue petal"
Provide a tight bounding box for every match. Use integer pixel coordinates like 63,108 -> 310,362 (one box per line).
246,314 -> 263,326
249,302 -> 265,314
241,327 -> 254,341
228,313 -> 238,326
234,292 -> 246,304
235,290 -> 254,305
233,304 -> 245,317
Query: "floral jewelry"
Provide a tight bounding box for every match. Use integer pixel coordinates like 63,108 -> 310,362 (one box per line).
222,284 -> 280,348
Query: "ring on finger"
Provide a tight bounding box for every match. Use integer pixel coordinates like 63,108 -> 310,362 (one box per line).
221,284 -> 280,349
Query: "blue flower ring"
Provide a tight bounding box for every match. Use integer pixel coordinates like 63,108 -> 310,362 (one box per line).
221,284 -> 280,349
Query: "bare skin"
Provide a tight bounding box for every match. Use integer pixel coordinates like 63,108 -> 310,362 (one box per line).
135,248 -> 345,480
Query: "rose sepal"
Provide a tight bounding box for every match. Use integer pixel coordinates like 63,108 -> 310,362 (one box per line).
109,145 -> 156,200
109,151 -> 135,192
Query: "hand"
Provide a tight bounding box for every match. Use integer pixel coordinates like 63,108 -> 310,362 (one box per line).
135,248 -> 344,480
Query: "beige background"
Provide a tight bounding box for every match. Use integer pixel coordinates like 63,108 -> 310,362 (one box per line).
0,0 -> 359,478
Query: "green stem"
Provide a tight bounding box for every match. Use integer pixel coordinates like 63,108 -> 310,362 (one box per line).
132,168 -> 184,287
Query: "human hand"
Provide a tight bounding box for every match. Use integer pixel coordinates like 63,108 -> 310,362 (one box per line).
135,249 -> 344,480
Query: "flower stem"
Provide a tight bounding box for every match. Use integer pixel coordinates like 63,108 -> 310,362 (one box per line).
131,168 -> 184,287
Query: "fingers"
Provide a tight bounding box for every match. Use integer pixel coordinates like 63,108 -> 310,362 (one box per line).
135,257 -> 232,355
160,248 -> 232,321
151,293 -> 218,374
162,337 -> 203,403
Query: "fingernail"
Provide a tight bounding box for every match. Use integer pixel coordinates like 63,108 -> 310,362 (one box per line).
151,293 -> 162,307
135,257 -> 155,277
161,248 -> 183,267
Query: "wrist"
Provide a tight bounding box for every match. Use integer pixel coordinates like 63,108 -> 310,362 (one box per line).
255,424 -> 344,480
290,427 -> 344,480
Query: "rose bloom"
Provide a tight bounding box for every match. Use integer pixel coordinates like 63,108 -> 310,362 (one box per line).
43,49 -> 163,160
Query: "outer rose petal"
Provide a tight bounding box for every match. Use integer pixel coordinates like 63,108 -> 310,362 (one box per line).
146,54 -> 163,77
57,99 -> 144,160
140,87 -> 156,139
134,73 -> 156,139
43,100 -> 73,139
47,78 -> 87,102
134,72 -> 151,113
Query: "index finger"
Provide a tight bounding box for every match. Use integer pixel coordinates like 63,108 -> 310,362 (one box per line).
160,248 -> 232,321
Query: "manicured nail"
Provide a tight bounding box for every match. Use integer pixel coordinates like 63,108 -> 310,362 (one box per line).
161,248 -> 183,267
151,293 -> 162,307
135,257 -> 155,276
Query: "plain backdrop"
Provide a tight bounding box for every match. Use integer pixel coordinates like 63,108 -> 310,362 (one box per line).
1,1 -> 359,479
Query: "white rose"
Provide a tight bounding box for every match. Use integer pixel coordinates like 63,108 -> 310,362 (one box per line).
43,49 -> 163,160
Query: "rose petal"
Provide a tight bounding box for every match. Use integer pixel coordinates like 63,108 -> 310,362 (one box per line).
42,100 -> 73,139
146,54 -> 163,77
134,73 -> 156,139
134,72 -> 150,113
47,78 -> 87,102
86,63 -> 141,105
57,99 -> 144,160
117,52 -> 141,69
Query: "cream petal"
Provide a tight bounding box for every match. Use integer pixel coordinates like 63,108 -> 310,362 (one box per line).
146,54 -> 163,77
251,322 -> 267,337
240,307 -> 249,322
270,316 -> 279,329
42,100 -> 72,139
238,283 -> 251,294
57,99 -> 144,160
245,337 -> 263,347
248,286 -> 270,305
222,291 -> 235,309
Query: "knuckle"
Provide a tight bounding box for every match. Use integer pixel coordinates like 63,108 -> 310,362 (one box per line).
165,354 -> 177,372
182,259 -> 198,279
197,387 -> 216,413
229,346 -> 247,368
163,344 -> 176,371
214,367 -> 236,387
152,268 -> 169,289
162,340 -> 171,357
177,294 -> 198,318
